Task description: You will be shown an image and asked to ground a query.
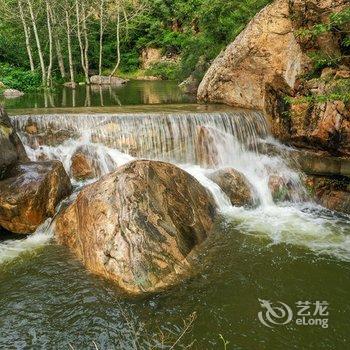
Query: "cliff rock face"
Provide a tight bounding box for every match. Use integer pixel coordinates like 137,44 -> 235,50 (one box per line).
198,0 -> 350,155
198,0 -> 307,111
55,160 -> 216,294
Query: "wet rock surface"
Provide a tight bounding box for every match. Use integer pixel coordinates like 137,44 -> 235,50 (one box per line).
55,160 -> 216,294
0,107 -> 28,179
208,168 -> 255,207
0,161 -> 72,234
70,145 -> 117,180
305,175 -> 350,214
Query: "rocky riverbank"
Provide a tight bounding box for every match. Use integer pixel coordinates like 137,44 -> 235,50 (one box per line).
197,0 -> 350,210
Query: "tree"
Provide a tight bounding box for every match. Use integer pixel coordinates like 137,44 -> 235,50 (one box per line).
17,0 -> 35,72
27,0 -> 46,86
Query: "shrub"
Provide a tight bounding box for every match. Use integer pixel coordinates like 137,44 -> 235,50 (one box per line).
0,63 -> 41,92
145,61 -> 180,80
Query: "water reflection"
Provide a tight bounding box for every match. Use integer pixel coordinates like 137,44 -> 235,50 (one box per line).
1,81 -> 195,110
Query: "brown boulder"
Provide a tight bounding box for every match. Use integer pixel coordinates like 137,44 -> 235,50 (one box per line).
0,161 -> 72,234
55,160 -> 216,294
71,151 -> 95,180
208,168 -> 255,207
0,106 -> 28,179
70,145 -> 117,180
319,191 -> 350,214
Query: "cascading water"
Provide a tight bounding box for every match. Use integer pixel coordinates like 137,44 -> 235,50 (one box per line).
3,110 -> 350,263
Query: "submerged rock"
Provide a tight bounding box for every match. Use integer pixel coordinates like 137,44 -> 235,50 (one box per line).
90,75 -> 128,85
208,168 -> 255,207
2,89 -> 24,99
0,161 -> 72,234
0,107 -> 28,179
268,175 -> 293,202
55,160 -> 216,294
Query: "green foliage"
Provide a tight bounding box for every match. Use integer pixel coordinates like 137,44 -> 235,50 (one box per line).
297,8 -> 350,39
145,62 -> 180,80
308,51 -> 342,70
120,52 -> 140,73
0,0 -> 272,85
0,64 -> 42,92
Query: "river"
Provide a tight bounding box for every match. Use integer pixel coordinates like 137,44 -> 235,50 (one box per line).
0,81 -> 349,349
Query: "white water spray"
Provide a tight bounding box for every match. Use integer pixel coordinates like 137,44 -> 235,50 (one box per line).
2,111 -> 350,263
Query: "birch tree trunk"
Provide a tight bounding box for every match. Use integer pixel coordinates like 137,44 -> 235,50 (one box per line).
81,3 -> 90,84
109,5 -> 121,84
65,7 -> 75,84
75,0 -> 89,84
49,6 -> 66,79
18,0 -> 35,72
27,0 -> 46,85
99,0 -> 105,79
46,0 -> 53,88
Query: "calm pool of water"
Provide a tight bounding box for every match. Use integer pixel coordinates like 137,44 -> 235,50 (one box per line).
0,81 -> 195,110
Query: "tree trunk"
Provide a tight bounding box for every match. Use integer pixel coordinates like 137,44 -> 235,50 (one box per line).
46,0 -> 53,88
75,0 -> 89,84
18,0 -> 35,72
99,0 -> 104,79
82,3 -> 90,84
27,0 -> 46,86
56,39 -> 67,79
65,8 -> 75,84
109,7 -> 121,84
49,5 -> 66,79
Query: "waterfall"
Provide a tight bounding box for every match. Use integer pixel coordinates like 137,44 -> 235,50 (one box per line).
5,110 -> 350,263
11,111 -> 305,205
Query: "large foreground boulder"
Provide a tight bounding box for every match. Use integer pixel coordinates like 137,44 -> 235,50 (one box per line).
55,160 -> 216,294
0,161 -> 72,234
208,168 -> 256,207
0,106 -> 28,179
